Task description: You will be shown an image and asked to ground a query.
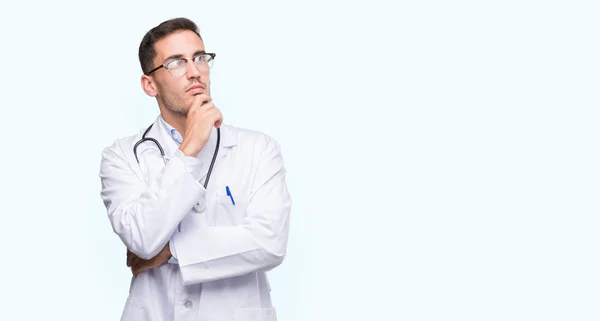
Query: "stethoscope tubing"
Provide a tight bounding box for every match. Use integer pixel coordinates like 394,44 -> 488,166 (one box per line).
133,124 -> 221,189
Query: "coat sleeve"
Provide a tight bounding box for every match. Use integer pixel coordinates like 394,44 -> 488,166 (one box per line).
171,137 -> 292,285
99,142 -> 204,259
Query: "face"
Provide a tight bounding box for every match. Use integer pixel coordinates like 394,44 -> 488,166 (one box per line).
142,30 -> 211,117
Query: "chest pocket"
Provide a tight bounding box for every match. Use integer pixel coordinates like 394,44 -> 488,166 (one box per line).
207,186 -> 249,227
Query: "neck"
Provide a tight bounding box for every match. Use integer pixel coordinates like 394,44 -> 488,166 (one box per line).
159,108 -> 187,137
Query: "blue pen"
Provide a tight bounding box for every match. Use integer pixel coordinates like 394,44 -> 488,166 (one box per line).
226,186 -> 235,205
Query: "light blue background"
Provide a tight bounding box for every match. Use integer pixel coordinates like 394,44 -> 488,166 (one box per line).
0,0 -> 598,320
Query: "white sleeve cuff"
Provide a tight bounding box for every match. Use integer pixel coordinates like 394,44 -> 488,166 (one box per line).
168,234 -> 179,264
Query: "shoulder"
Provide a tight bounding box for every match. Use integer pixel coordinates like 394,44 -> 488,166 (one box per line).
222,125 -> 287,180
100,128 -> 145,162
222,124 -> 282,153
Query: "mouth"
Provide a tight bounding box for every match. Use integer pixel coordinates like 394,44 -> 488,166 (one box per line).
186,84 -> 205,94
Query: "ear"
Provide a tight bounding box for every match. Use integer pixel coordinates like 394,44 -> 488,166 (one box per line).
141,75 -> 158,97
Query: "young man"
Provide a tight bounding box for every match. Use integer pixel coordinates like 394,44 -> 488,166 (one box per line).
99,17 -> 291,321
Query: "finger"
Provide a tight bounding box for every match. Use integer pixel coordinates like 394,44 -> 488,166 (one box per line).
128,256 -> 139,267
189,101 -> 213,120
197,101 -> 215,113
132,261 -> 154,277
195,104 -> 220,125
207,109 -> 223,127
127,251 -> 140,267
132,264 -> 144,277
192,94 -> 212,108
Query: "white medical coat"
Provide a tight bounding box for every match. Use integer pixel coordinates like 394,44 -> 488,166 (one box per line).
99,116 -> 291,321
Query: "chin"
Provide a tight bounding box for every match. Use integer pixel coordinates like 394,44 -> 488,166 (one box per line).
180,107 -> 192,116
167,105 -> 189,117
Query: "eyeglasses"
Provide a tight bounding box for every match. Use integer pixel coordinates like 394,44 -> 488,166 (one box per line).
146,52 -> 216,77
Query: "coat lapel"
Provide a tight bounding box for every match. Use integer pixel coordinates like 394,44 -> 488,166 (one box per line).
134,117 -> 179,185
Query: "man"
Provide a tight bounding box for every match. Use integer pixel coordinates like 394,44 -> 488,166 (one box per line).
99,17 -> 291,321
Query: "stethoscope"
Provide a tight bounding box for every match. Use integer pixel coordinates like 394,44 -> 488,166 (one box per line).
133,123 -> 221,189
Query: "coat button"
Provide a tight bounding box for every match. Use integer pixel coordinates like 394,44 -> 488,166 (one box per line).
184,299 -> 193,309
194,201 -> 205,212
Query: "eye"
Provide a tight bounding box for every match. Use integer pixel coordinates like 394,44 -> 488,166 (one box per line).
193,54 -> 206,63
165,59 -> 186,69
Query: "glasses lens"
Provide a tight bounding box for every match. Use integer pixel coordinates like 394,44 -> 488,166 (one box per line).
166,59 -> 187,77
194,54 -> 214,69
206,54 -> 214,69
168,67 -> 186,77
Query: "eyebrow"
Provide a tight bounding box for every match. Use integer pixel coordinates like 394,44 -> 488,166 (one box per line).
163,50 -> 206,63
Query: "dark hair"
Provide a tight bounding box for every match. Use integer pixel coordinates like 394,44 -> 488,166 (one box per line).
138,17 -> 203,75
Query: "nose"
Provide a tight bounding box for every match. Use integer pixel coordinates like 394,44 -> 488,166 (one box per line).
186,60 -> 202,79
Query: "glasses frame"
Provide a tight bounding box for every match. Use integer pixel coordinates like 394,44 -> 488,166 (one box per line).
146,52 -> 216,76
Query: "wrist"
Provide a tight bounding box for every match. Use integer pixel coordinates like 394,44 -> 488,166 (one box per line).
164,242 -> 172,260
179,142 -> 201,157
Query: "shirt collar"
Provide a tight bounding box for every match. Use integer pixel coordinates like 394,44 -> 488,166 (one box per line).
158,115 -> 184,145
155,114 -> 237,157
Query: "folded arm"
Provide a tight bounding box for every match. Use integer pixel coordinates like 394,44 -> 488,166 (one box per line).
99,144 -> 203,260
172,139 -> 292,285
